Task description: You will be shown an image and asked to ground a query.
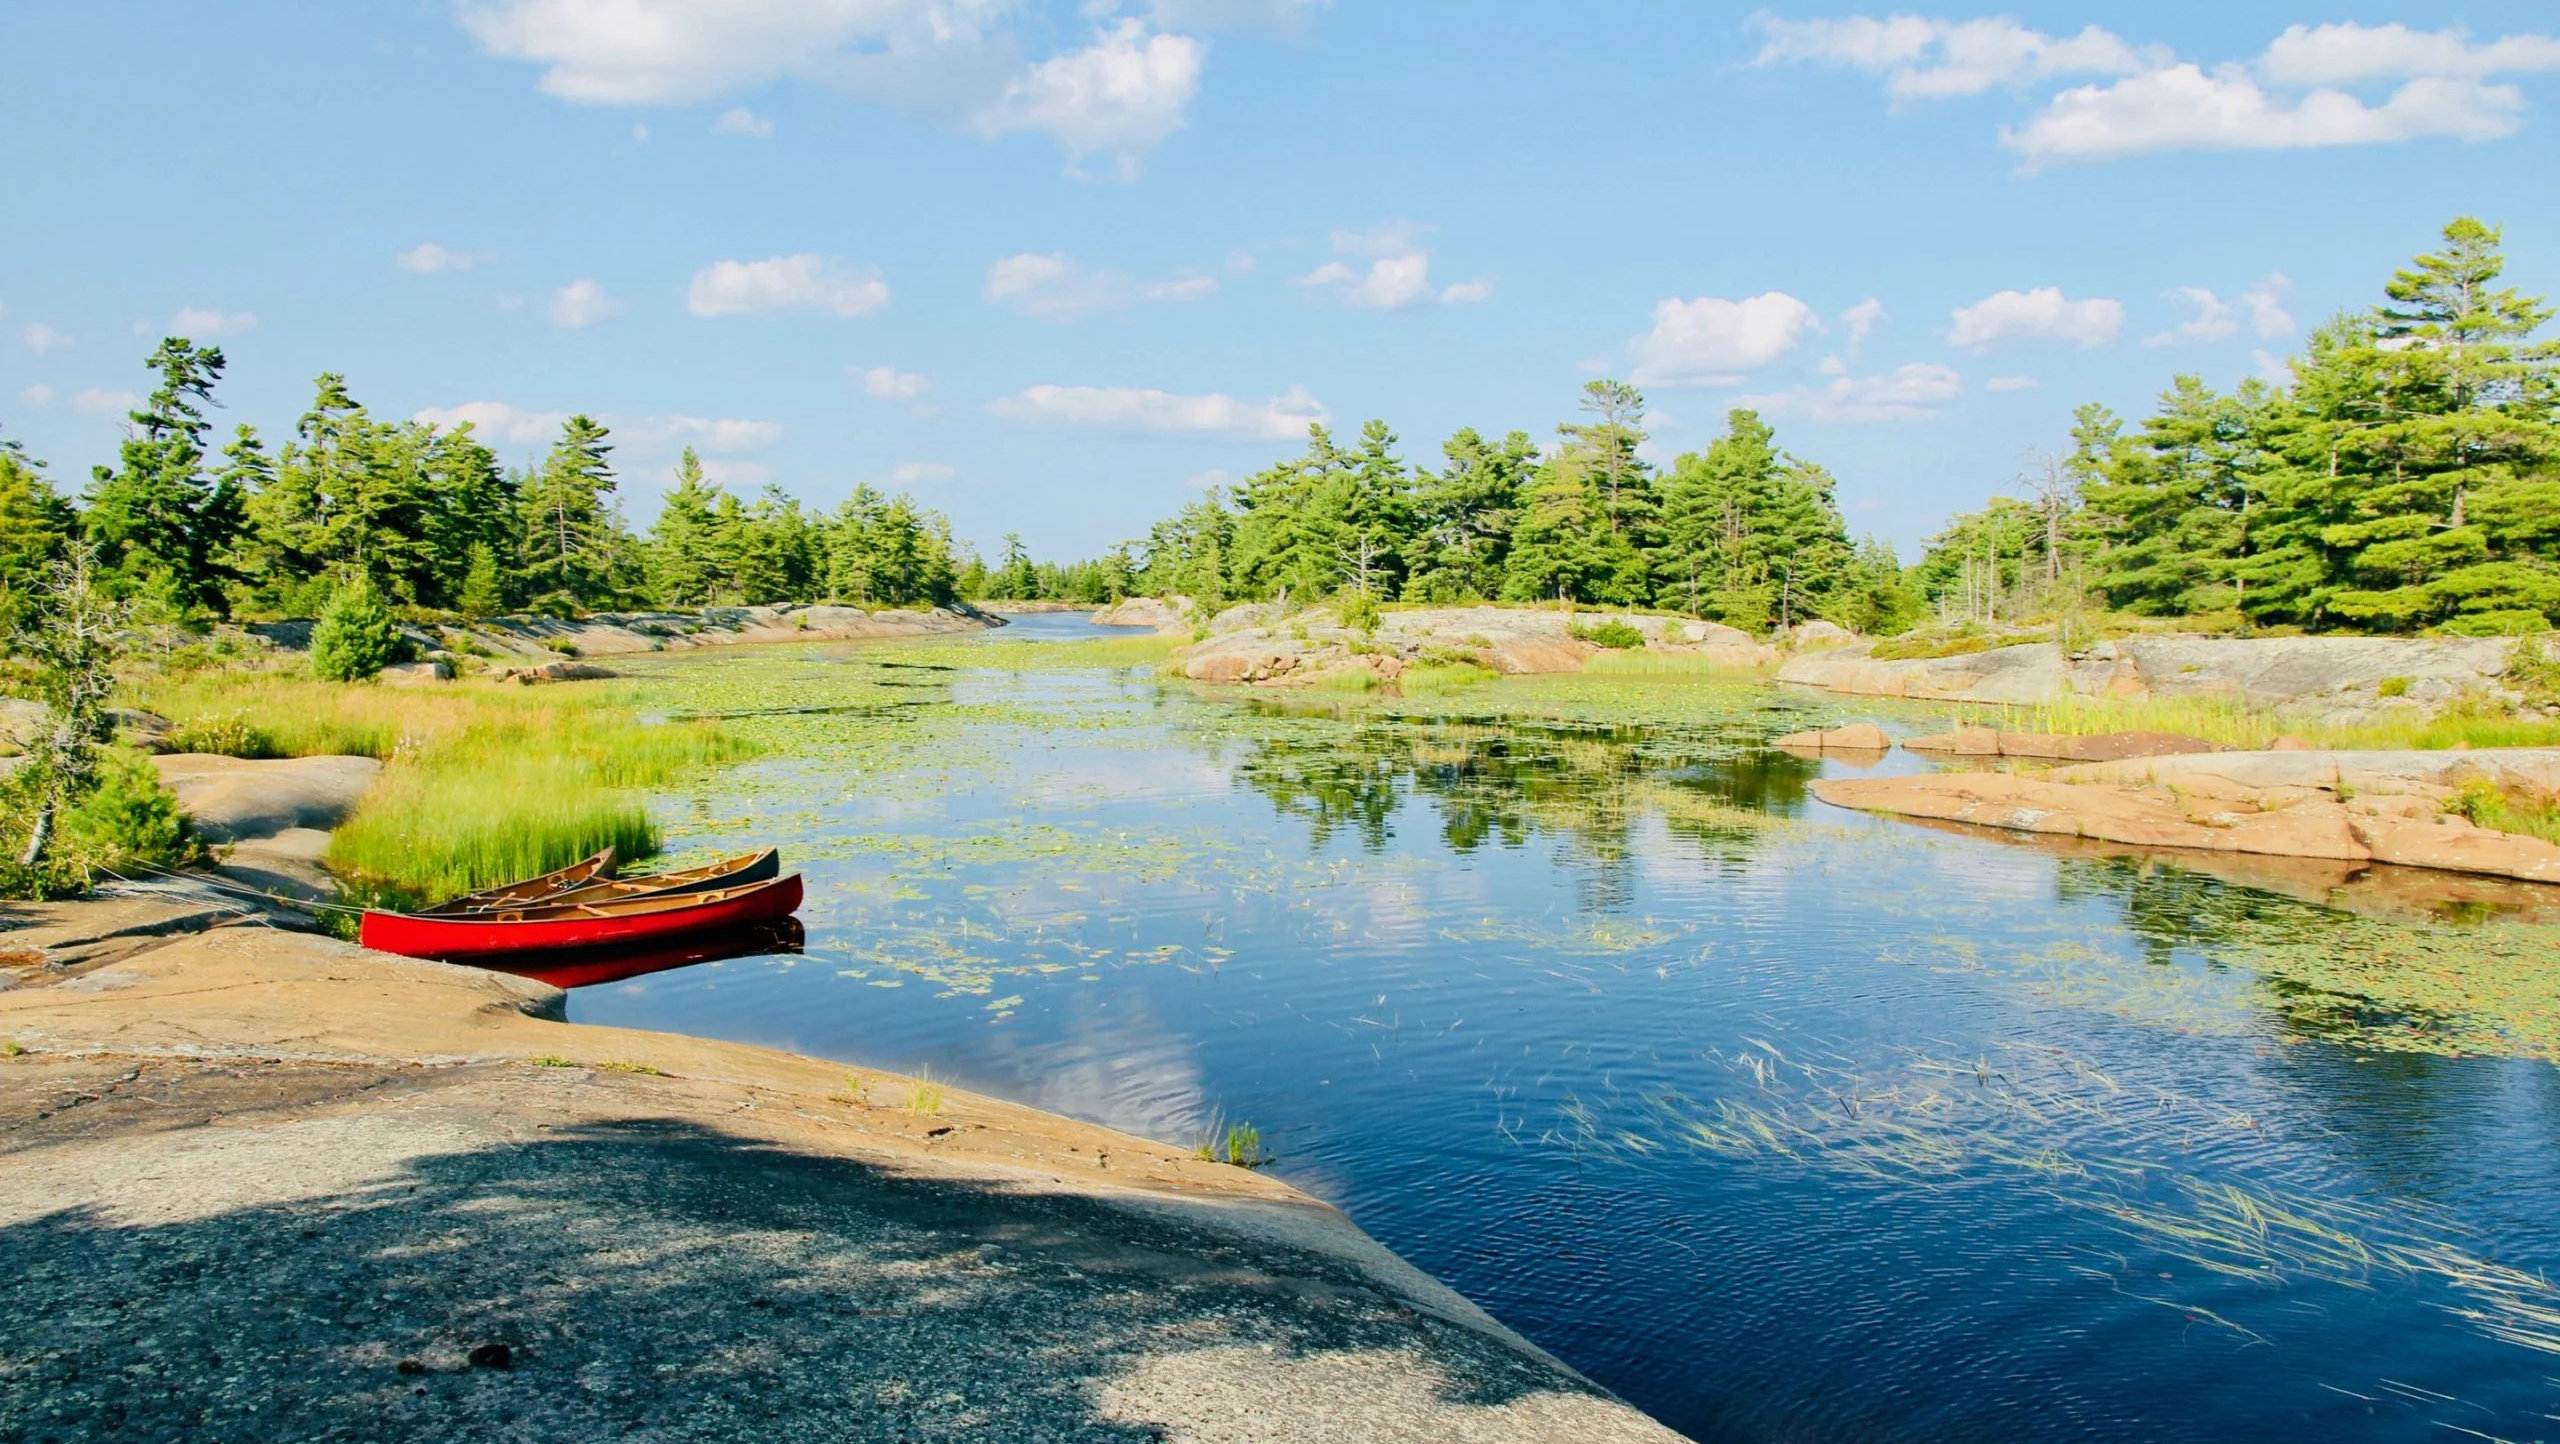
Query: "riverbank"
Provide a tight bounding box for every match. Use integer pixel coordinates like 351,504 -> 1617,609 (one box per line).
0,914 -> 1676,1441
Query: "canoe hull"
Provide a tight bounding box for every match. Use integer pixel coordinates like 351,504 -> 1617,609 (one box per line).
416,847 -> 620,917
360,875 -> 804,961
510,848 -> 781,913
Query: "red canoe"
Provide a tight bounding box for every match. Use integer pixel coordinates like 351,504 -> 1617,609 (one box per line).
360,874 -> 803,961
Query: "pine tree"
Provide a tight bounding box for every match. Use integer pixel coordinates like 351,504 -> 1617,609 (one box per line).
646,447 -> 725,607
83,338 -> 240,613
0,432 -> 75,629
458,543 -> 506,619
1403,428 -> 1529,602
516,415 -> 623,609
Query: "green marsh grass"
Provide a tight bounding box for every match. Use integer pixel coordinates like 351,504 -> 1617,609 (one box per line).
906,1068 -> 946,1115
1580,649 -> 1769,676
1994,691 -> 2560,752
131,672 -> 756,909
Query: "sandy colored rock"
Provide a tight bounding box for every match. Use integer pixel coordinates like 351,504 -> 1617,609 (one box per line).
503,658 -> 620,683
1779,633 -> 2526,723
0,927 -> 1674,1443
2350,812 -> 2560,884
1094,595 -> 1198,633
1482,636 -> 1589,674
378,659 -> 452,686
1812,771 -> 2371,860
1772,723 -> 1890,751
1904,726 -> 2003,756
1781,619 -> 1858,652
151,753 -> 382,845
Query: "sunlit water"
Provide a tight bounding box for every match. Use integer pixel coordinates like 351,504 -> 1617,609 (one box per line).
573,618 -> 2560,1442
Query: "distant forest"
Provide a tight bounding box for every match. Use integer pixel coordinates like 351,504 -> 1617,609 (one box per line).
0,217 -> 2547,638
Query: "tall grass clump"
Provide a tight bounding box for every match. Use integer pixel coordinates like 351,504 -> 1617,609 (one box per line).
328,702 -> 752,910
2004,691 -> 2560,752
1580,650 -> 1754,676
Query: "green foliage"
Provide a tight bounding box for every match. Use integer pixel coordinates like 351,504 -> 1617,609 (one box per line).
1573,619 -> 1646,649
1336,589 -> 1382,632
2508,635 -> 2560,705
83,338 -> 241,616
2063,218 -> 2560,634
60,749 -> 193,869
309,580 -> 397,682
2377,675 -> 2412,698
0,432 -> 74,633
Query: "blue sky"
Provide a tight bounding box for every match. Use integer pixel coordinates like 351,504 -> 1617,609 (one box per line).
4,2 -> 2557,563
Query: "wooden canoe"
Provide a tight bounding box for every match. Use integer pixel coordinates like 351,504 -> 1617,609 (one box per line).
360,874 -> 804,961
432,848 -> 779,916
416,848 -> 620,916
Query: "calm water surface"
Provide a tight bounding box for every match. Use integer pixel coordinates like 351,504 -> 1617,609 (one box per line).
575,621 -> 2560,1442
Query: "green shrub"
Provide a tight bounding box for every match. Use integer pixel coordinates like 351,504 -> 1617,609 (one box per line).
60,749 -> 194,872
1335,590 -> 1382,633
2508,636 -> 2560,706
2377,675 -> 2412,698
165,710 -> 280,759
310,581 -> 397,682
1571,619 -> 1646,650
541,636 -> 582,657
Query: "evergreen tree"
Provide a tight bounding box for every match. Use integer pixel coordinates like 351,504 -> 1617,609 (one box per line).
457,542 -> 506,619
646,447 -> 726,607
83,338 -> 241,613
0,433 -> 75,629
516,415 -> 624,609
1403,428 -> 1530,602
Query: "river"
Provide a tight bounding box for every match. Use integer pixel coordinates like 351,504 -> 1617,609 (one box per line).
575,619 -> 2560,1442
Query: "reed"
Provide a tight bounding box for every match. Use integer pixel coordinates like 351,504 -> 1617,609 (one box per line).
128,672 -> 755,909
1580,650 -> 1768,676
1996,691 -> 2560,752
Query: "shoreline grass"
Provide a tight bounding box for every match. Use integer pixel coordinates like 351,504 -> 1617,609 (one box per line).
128,671 -> 755,909
1974,692 -> 2560,752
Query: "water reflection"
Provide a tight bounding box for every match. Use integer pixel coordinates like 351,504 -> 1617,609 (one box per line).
509,919 -> 805,989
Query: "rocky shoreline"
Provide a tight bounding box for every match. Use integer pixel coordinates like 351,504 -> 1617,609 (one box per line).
0,754 -> 1674,1443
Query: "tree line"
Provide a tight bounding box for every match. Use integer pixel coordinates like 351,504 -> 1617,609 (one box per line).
1111,385 -> 1914,634
0,351 -> 969,629
1913,216 -> 2559,636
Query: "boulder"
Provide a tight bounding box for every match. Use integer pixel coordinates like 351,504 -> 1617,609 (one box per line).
1811,772 -> 2371,861
504,660 -> 620,684
1483,637 -> 1589,674
1093,596 -> 1196,633
1782,620 -> 1859,652
2349,811 -> 2560,884
379,660 -> 454,687
1903,726 -> 2003,756
1772,722 -> 1891,751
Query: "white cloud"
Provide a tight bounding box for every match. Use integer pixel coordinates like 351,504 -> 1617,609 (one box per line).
688,254 -> 888,318
416,402 -> 779,455
2240,273 -> 2296,337
2004,66 -> 2524,167
1753,15 -> 2154,100
1841,297 -> 1887,350
2145,273 -> 2292,347
712,105 -> 773,137
1626,291 -> 1818,387
550,278 -> 622,327
72,388 -> 139,417
854,365 -> 933,403
890,461 -> 956,485
1758,16 -> 2558,166
2258,23 -> 2560,87
627,414 -> 785,452
1984,374 -> 2041,392
697,459 -> 772,488
19,384 -> 55,408
2147,286 -> 2234,347
415,400 -> 572,445
459,2 -> 1204,171
455,0 -> 1001,105
21,324 -> 72,354
975,20 -> 1200,176
984,252 -> 1215,321
396,242 -> 486,273
988,383 -> 1326,440
1741,362 -> 1964,424
1294,225 -> 1487,310
172,307 -> 256,338
1948,287 -> 2122,350
1185,466 -> 1237,490
2252,349 -> 2297,387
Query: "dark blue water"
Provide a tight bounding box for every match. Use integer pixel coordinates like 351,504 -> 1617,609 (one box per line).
577,650 -> 2560,1442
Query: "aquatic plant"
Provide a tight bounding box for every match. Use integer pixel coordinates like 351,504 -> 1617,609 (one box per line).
906,1068 -> 945,1115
